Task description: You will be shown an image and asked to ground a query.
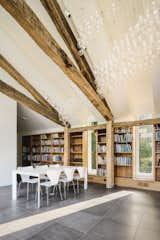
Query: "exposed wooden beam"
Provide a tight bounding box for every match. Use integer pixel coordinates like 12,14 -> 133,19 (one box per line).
0,0 -> 113,121
69,123 -> 106,133
0,79 -> 64,126
113,118 -> 160,128
41,0 -> 96,89
0,54 -> 59,114
40,0 -> 112,117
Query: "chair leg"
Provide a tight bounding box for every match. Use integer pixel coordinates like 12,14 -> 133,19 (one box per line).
63,182 -> 66,199
58,184 -> 63,201
46,187 -> 49,206
77,179 -> 80,194
18,181 -> 22,196
27,182 -> 29,200
31,183 -> 34,192
72,181 -> 76,194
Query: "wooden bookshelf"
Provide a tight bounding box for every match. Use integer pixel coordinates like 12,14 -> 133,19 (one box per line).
70,132 -> 83,166
154,124 -> 160,181
96,128 -> 107,178
22,136 -> 31,166
114,127 -> 133,178
22,132 -> 64,166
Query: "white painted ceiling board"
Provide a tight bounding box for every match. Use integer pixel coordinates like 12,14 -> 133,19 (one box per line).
0,0 -> 160,133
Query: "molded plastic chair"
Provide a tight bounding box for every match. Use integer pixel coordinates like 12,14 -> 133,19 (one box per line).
17,166 -> 38,200
40,168 -> 63,205
74,167 -> 86,194
61,167 -> 76,199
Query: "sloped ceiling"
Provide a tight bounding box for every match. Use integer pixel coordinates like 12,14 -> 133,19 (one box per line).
0,0 -> 160,132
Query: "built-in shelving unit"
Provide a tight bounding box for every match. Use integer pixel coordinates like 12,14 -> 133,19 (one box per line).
22,136 -> 31,166
22,132 -> 64,166
96,129 -> 107,177
70,132 -> 83,166
154,124 -> 160,181
114,127 -> 133,178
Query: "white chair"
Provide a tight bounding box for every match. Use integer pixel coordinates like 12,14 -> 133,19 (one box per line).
40,168 -> 63,206
17,166 -> 38,200
36,165 -> 48,181
61,167 -> 76,199
74,167 -> 86,194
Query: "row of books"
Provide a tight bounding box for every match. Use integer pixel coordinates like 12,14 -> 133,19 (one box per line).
41,146 -> 51,153
98,145 -> 107,153
156,142 -> 160,152
52,155 -> 63,162
115,156 -> 132,166
40,133 -> 64,139
31,154 -> 41,161
98,155 -> 107,165
22,146 -> 30,153
71,158 -> 82,163
155,131 -> 160,141
40,139 -> 52,145
97,168 -> 107,176
52,147 -> 64,153
39,139 -> 65,145
32,146 -> 64,153
114,127 -> 132,134
51,133 -> 64,138
115,143 -> 132,153
41,154 -> 51,161
114,133 -> 132,142
32,147 -> 41,153
40,134 -> 48,140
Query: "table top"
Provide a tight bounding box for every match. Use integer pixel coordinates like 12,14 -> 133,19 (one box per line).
13,166 -> 86,177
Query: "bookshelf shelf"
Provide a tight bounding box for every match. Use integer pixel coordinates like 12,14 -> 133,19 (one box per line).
70,132 -> 83,166
114,127 -> 133,178
96,128 -> 107,178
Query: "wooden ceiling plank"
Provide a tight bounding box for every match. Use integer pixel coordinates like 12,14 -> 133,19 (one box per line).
0,54 -> 59,114
0,79 -> 64,126
0,0 -> 113,121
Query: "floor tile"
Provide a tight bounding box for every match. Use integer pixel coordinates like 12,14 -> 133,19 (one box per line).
56,211 -> 100,233
28,222 -> 83,240
134,228 -> 160,240
93,218 -> 137,240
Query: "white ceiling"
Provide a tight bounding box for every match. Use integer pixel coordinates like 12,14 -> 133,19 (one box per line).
0,0 -> 160,132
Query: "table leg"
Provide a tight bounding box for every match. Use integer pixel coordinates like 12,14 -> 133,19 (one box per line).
84,168 -> 88,190
37,176 -> 40,208
12,171 -> 17,200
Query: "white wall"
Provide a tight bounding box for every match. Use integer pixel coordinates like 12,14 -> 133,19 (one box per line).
0,94 -> 17,186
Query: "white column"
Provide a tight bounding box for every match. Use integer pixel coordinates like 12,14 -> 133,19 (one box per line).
12,171 -> 17,200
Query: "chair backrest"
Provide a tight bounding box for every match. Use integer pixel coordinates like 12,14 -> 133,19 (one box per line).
63,167 -> 75,182
76,167 -> 86,178
47,169 -> 62,185
17,166 -> 33,182
36,165 -> 48,170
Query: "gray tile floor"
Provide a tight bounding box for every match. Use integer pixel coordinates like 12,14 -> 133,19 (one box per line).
0,184 -> 160,240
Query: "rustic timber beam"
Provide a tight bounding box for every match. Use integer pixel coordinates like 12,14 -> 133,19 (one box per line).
40,0 -> 112,117
69,123 -> 106,133
0,54 -> 59,114
0,79 -> 64,126
40,0 -> 96,89
113,118 -> 160,128
0,0 -> 113,121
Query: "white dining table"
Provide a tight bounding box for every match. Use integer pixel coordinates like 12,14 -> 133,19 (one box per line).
12,166 -> 88,208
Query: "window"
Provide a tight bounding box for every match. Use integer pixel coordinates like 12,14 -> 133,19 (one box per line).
136,125 -> 154,180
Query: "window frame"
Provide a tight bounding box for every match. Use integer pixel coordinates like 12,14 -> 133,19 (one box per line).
135,125 -> 154,180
